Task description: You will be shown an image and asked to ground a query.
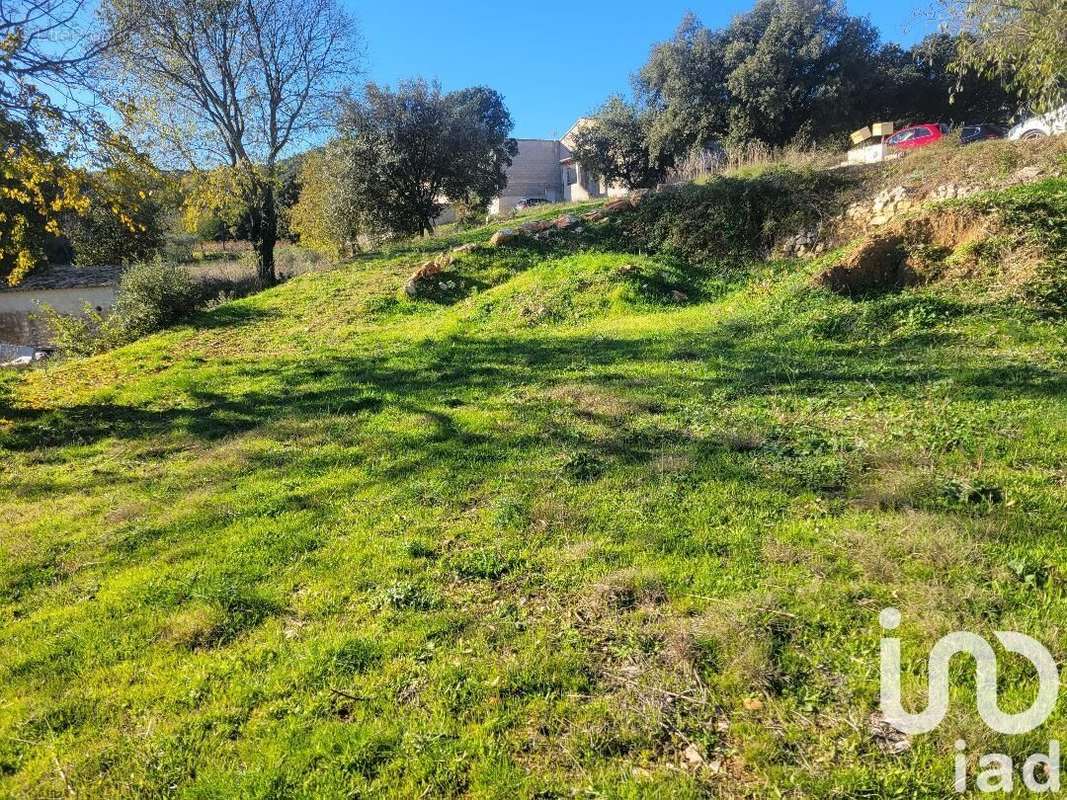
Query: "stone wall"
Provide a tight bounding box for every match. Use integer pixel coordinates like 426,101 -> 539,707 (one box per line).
778,164 -> 1052,259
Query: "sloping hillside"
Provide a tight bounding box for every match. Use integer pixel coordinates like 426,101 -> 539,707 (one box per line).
1,144 -> 1066,798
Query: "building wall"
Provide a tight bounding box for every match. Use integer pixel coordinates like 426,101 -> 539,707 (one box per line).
491,139 -> 564,215
489,130 -> 631,215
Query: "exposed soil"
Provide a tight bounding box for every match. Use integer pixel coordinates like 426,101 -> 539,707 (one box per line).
815,208 -> 996,297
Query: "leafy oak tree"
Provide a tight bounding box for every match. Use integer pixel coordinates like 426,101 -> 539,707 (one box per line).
100,0 -> 359,285
330,80 -> 517,240
570,97 -> 669,190
637,13 -> 731,160
638,2 -> 881,150
721,0 -> 880,146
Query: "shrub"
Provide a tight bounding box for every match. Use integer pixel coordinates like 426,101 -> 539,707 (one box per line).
41,258 -> 201,356
611,168 -> 854,269
36,304 -> 123,357
111,258 -> 200,338
163,234 -> 198,264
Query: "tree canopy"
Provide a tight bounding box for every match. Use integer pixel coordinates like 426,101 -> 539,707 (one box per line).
569,97 -> 669,190
100,0 -> 359,284
638,1 -> 883,152
571,0 -> 1026,186
328,80 -> 517,241
945,0 -> 1066,112
0,116 -> 87,284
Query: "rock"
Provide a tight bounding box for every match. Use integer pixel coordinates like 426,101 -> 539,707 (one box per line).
417,258 -> 444,279
403,257 -> 445,298
871,186 -> 909,216
846,202 -> 868,220
1010,165 -> 1042,184
682,744 -> 705,768
488,228 -> 519,247
519,219 -> 552,235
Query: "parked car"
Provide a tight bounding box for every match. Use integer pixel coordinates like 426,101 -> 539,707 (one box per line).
515,197 -> 550,211
1008,104 -> 1067,140
960,123 -> 1005,145
885,123 -> 950,150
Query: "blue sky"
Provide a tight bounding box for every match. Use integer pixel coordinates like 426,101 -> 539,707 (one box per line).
351,1 -> 937,139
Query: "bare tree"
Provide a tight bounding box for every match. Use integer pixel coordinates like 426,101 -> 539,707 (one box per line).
1,0 -> 120,131
101,0 -> 359,284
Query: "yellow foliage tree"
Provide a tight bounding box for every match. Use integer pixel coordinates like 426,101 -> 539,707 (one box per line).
290,149 -> 361,258
0,144 -> 89,285
180,167 -> 249,241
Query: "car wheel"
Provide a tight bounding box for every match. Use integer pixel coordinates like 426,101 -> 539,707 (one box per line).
1020,129 -> 1047,140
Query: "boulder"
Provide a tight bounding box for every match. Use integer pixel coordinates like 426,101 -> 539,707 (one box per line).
488,228 -> 519,247
519,219 -> 552,235
404,258 -> 445,298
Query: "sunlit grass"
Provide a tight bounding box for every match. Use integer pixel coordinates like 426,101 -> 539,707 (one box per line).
0,178 -> 1065,798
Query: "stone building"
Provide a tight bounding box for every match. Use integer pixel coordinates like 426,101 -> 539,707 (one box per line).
488,118 -> 628,215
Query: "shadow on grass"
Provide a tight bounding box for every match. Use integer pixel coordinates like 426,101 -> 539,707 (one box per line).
187,304 -> 283,330
2,319 -> 1063,456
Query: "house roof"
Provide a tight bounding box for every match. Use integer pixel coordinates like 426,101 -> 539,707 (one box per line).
1,264 -> 123,292
561,117 -> 594,148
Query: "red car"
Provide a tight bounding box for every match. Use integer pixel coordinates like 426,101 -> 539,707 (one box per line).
885,123 -> 950,150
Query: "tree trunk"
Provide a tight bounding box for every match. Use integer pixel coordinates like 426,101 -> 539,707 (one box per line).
255,182 -> 278,286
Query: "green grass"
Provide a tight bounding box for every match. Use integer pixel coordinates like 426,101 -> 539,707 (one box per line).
1,176 -> 1066,798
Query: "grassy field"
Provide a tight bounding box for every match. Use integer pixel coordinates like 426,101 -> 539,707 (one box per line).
1,167 -> 1066,798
